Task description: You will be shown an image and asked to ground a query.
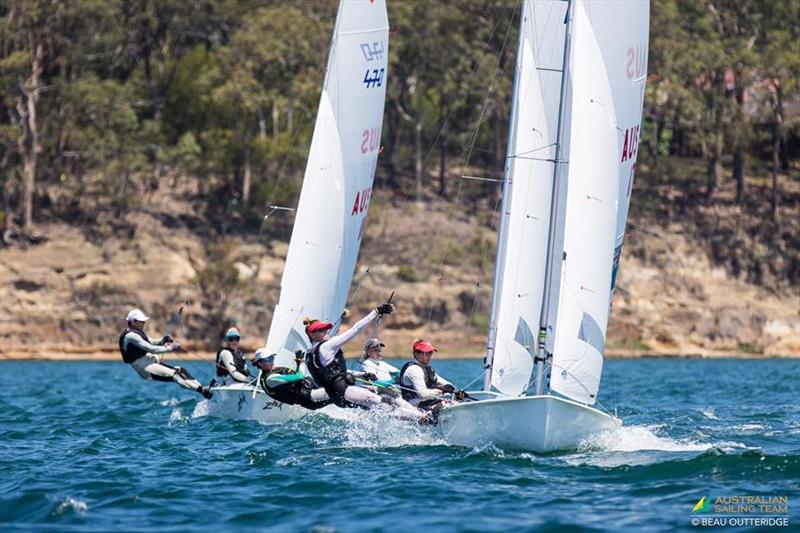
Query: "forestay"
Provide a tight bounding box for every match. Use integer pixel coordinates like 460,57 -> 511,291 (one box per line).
549,0 -> 650,404
487,0 -> 569,396
265,0 -> 389,367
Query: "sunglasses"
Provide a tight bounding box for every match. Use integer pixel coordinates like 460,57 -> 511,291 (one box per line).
228,337 -> 241,341
417,351 -> 434,356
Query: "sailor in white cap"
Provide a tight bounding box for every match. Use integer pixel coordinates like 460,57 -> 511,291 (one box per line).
118,308 -> 212,398
214,327 -> 252,385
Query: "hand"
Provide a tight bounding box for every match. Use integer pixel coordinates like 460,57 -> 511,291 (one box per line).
294,350 -> 305,362
161,335 -> 174,344
363,373 -> 378,382
345,373 -> 356,386
440,384 -> 456,394
454,390 -> 467,401
169,342 -> 181,352
376,303 -> 395,316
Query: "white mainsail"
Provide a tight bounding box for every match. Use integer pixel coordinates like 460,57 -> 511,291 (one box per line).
265,0 -> 389,367
549,0 -> 650,404
487,0 -> 569,396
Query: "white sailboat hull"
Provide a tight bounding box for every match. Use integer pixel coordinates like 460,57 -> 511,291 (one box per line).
206,383 -> 308,424
438,394 -> 619,452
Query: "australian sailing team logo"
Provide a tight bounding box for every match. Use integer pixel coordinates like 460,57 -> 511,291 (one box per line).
690,495 -> 789,528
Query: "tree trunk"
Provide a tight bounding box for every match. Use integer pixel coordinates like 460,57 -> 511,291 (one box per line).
242,129 -> 252,204
414,115 -> 423,203
272,100 -> 279,145
286,97 -> 293,132
732,65 -> 746,205
705,73 -> 724,202
257,106 -> 266,139
438,97 -> 447,196
770,82 -> 783,221
19,40 -> 44,234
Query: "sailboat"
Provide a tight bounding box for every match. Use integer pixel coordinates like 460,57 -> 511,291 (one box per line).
438,0 -> 649,452
208,0 -> 390,423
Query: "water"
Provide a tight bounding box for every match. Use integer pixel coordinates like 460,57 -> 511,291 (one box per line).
1,359 -> 798,532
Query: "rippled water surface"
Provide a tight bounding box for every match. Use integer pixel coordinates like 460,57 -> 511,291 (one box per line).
1,359 -> 798,532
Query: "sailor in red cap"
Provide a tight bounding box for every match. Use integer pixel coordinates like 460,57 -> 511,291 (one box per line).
398,338 -> 463,410
303,303 -> 426,421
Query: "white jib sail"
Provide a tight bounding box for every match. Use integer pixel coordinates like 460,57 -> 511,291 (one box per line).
489,0 -> 568,396
265,0 -> 389,367
549,0 -> 649,405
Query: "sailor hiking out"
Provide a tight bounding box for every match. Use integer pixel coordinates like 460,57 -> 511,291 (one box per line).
215,327 -> 252,385
119,308 -> 212,398
255,348 -> 332,410
304,303 -> 426,422
398,339 -> 465,411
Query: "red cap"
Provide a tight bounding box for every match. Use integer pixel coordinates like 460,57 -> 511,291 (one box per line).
412,340 -> 437,353
305,320 -> 333,335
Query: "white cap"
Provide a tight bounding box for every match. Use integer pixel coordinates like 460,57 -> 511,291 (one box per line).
225,327 -> 241,340
126,308 -> 149,322
254,348 -> 276,363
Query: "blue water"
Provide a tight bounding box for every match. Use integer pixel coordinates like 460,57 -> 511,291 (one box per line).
1,359 -> 798,532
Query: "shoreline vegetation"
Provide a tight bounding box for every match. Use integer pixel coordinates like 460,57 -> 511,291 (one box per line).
2,2 -> 798,362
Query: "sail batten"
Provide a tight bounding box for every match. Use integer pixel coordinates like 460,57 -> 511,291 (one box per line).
265,0 -> 389,367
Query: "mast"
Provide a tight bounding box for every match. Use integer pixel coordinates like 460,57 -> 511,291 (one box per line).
533,0 -> 574,395
483,1 -> 529,392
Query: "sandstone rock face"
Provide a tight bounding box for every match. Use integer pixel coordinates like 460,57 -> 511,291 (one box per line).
1,198 -> 797,359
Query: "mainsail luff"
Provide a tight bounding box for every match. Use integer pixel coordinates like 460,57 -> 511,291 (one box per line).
265,0 -> 389,368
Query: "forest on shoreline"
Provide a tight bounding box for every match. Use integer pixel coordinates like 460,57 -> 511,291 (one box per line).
1,1 -> 798,355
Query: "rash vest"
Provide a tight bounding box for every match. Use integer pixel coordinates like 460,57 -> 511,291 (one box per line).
398,360 -> 437,401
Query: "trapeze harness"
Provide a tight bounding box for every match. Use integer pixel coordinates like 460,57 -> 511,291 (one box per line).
118,328 -> 195,383
215,348 -> 250,378
306,342 -> 353,408
260,367 -> 331,411
118,328 -> 150,363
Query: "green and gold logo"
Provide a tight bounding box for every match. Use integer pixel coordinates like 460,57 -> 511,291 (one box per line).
692,496 -> 712,514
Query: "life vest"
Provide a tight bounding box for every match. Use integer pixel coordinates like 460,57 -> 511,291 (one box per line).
118,328 -> 151,364
398,360 -> 438,401
260,367 -> 303,405
306,342 -> 352,407
215,348 -> 250,378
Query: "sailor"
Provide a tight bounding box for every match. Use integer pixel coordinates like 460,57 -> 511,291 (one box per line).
119,308 -> 212,398
304,304 -> 425,421
398,339 -> 464,410
357,338 -> 399,381
215,327 -> 252,385
254,348 -> 331,410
